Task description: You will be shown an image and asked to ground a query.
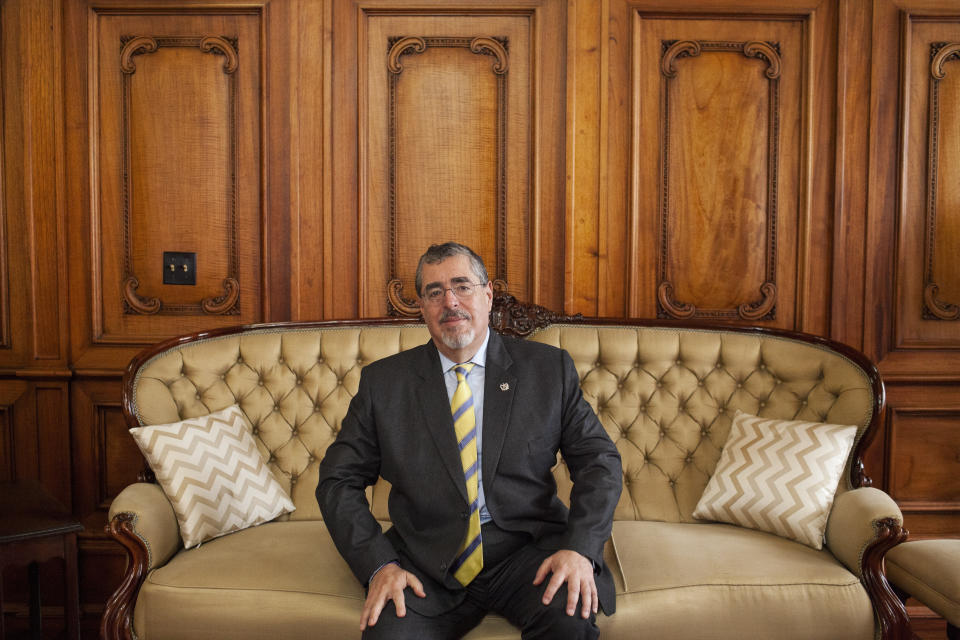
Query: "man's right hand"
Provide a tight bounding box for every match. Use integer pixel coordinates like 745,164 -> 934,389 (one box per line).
361,562 -> 426,630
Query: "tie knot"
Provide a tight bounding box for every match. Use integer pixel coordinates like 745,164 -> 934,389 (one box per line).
454,363 -> 475,380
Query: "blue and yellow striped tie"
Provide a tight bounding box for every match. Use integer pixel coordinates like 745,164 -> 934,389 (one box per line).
450,363 -> 483,585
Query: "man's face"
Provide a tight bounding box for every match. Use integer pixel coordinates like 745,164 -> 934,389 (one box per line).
418,254 -> 493,362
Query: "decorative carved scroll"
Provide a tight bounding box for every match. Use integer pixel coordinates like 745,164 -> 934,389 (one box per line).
657,41 -> 781,321
860,518 -> 912,640
101,513 -> 149,640
385,36 -> 509,316
120,35 -> 241,316
489,290 -> 583,338
923,42 -> 960,320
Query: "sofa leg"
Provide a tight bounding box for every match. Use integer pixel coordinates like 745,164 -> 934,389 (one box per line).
101,513 -> 149,640
861,518 -> 912,640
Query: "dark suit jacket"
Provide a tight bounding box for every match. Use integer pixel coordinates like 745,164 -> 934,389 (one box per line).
316,331 -> 622,616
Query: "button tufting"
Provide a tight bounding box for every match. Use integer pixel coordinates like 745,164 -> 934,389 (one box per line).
698,380 -> 704,386
258,380 -> 264,386
274,404 -> 280,411
296,378 -> 302,385
337,379 -> 343,386
278,357 -> 284,364
237,356 -> 243,363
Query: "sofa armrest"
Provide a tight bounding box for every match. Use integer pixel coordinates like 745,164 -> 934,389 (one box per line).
108,482 -> 181,570
102,483 -> 181,640
825,487 -> 911,640
826,487 -> 902,576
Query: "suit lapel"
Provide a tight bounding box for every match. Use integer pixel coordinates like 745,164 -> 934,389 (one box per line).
414,342 -> 470,505
481,332 -> 516,492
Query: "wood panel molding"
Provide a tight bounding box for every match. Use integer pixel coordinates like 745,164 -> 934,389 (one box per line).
657,39 -> 781,321
923,41 -> 960,321
888,406 -> 960,514
385,35 -> 510,317
119,35 -> 241,317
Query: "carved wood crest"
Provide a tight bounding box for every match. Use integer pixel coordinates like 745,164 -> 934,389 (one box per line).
385,36 -> 509,317
119,35 -> 241,315
923,42 -> 960,320
384,281 -> 582,336
656,40 -> 781,321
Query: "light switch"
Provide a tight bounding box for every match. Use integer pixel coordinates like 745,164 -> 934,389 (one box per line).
162,252 -> 197,285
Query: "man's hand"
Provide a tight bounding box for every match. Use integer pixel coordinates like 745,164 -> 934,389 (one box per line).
532,549 -> 598,619
361,563 -> 426,630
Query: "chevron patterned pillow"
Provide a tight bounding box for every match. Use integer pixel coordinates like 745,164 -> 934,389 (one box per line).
130,404 -> 295,548
692,410 -> 857,549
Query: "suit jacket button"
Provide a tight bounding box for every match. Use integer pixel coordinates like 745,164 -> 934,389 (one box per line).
440,562 -> 447,571
461,511 -> 469,520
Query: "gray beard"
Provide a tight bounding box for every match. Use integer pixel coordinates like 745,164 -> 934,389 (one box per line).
441,327 -> 475,351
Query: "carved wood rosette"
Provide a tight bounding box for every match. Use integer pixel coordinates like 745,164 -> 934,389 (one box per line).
656,40 -> 781,321
119,35 -> 241,316
922,42 -> 960,321
385,36 -> 509,317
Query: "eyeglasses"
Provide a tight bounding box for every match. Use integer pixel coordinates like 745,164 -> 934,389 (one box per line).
421,282 -> 487,305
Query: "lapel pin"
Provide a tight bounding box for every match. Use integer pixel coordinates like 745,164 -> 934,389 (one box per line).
500,382 -> 510,391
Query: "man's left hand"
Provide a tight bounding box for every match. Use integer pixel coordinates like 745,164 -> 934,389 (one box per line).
532,549 -> 598,618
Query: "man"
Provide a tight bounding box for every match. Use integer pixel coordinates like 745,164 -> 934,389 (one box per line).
316,242 -> 622,639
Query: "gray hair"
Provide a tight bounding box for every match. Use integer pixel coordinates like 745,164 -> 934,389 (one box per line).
415,242 -> 489,296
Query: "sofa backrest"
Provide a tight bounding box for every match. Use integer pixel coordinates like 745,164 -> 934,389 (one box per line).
527,324 -> 877,523
126,313 -> 880,525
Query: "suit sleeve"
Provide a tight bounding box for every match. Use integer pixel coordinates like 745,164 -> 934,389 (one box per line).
555,349 -> 623,567
315,368 -> 399,585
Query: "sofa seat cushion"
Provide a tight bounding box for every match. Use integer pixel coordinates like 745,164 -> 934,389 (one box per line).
134,520 -> 364,639
134,520 -> 522,639
603,520 -> 875,639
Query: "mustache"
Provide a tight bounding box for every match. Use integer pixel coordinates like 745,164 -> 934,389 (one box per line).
439,309 -> 471,323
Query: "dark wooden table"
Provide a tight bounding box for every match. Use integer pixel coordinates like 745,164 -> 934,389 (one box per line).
0,480 -> 83,640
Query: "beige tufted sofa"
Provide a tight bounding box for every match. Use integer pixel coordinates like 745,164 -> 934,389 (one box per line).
102,297 -> 912,640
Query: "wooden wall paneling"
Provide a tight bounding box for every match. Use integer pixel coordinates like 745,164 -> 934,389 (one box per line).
606,0 -> 836,331
867,0 -> 960,377
287,0 -> 327,322
0,380 -> 28,482
65,2 -> 270,376
0,0 -> 69,372
865,0 -> 960,538
0,380 -> 71,505
895,10 -> 960,363
830,0 -> 873,350
330,0 -> 566,319
70,377 -> 137,620
70,378 -> 134,532
885,382 -> 960,537
565,0 -> 604,316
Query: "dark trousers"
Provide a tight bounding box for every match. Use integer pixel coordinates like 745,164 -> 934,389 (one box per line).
362,523 -> 600,640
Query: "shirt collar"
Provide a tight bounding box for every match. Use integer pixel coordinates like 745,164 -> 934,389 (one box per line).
438,328 -> 490,373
